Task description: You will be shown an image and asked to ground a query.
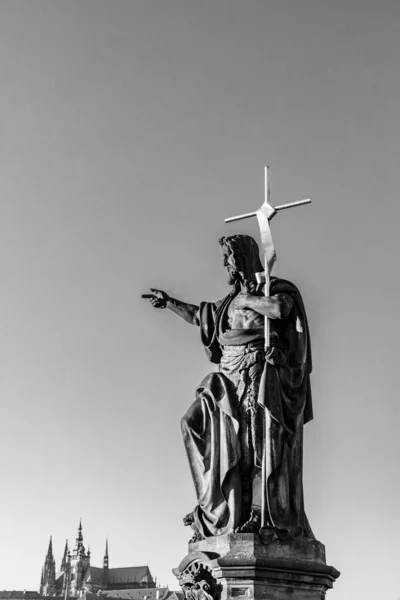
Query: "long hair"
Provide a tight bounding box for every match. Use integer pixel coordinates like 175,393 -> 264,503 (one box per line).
219,234 -> 263,282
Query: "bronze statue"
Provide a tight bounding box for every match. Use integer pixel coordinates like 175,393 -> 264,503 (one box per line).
143,233 -> 313,542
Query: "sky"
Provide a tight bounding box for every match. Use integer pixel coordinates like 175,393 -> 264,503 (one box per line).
0,1 -> 399,598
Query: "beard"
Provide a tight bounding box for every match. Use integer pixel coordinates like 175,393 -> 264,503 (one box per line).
227,267 -> 241,286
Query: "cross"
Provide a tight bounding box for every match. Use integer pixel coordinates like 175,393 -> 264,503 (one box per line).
225,166 -> 311,350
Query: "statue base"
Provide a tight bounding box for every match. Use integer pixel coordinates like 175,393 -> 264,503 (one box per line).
173,533 -> 340,600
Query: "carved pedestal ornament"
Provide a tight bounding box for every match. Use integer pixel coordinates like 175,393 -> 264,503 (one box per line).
177,560 -> 221,600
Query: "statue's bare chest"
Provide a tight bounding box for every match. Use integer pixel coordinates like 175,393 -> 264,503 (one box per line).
226,297 -> 264,330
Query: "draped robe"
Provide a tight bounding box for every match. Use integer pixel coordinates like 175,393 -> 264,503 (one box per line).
181,277 -> 313,539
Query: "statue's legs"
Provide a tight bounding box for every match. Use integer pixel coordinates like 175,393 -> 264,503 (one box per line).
181,372 -> 242,538
181,345 -> 270,537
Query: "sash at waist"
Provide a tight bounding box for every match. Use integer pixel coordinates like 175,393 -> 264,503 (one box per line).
218,327 -> 264,346
221,340 -> 265,355
220,342 -> 265,374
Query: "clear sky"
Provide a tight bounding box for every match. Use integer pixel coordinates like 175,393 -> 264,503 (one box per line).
0,1 -> 399,598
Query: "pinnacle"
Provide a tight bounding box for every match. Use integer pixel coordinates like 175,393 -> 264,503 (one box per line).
46,536 -> 54,559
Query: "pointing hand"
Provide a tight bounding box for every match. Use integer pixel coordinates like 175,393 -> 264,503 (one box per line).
141,288 -> 170,309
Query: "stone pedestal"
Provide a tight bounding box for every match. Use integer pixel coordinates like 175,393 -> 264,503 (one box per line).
173,533 -> 340,600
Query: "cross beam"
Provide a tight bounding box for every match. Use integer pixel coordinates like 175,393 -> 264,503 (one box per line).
225,198 -> 311,223
225,167 -> 311,223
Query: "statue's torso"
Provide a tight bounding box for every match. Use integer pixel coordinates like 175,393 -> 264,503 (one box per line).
226,296 -> 264,330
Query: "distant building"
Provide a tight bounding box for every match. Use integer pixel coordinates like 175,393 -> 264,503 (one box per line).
0,592 -> 182,600
0,594 -> 43,600
40,521 -> 157,597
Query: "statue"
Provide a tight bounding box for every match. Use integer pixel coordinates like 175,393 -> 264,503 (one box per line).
144,169 -> 341,600
143,167 -> 318,544
143,231 -> 313,541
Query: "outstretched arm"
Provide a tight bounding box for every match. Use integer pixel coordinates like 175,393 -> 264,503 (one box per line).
142,288 -> 200,326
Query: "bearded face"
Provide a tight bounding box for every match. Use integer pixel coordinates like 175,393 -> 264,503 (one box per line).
220,235 -> 263,287
222,248 -> 241,285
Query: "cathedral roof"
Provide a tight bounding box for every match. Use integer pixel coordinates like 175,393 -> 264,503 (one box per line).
83,565 -> 104,584
107,566 -> 153,586
55,573 -> 65,591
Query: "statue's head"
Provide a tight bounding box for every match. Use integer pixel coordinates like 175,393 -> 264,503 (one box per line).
219,234 -> 263,286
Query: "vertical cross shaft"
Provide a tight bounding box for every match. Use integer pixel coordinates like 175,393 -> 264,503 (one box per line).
264,166 -> 271,350
225,166 -> 311,531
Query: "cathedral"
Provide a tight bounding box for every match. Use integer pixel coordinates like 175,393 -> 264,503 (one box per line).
40,521 -> 156,597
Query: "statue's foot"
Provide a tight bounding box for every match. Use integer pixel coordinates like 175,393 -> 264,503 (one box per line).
189,530 -> 205,543
234,510 -> 261,533
183,512 -> 195,527
183,510 -> 205,542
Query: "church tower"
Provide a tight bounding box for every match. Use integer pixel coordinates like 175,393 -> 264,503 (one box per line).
61,548 -> 72,597
40,537 -> 56,596
68,520 -> 91,597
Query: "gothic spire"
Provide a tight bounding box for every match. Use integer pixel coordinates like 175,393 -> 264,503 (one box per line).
103,538 -> 109,570
61,539 -> 68,572
75,518 -> 85,553
78,519 -> 83,543
46,536 -> 54,560
41,536 -> 56,596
